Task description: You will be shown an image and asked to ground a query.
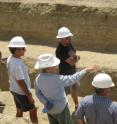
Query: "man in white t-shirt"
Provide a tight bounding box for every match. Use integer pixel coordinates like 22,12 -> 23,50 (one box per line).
7,36 -> 38,124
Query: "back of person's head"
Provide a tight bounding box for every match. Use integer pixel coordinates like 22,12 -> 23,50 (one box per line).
92,73 -> 115,89
95,88 -> 105,94
92,73 -> 115,95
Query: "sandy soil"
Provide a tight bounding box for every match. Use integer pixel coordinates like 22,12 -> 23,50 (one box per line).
0,90 -> 79,124
0,40 -> 117,123
1,41 -> 117,70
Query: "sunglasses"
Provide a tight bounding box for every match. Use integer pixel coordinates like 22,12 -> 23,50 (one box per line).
16,48 -> 26,51
64,37 -> 71,40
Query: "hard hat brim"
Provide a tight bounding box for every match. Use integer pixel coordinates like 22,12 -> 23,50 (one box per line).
92,81 -> 115,88
56,33 -> 73,39
8,45 -> 27,48
34,57 -> 60,69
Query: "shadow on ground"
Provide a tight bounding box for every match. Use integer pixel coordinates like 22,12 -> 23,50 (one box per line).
0,33 -> 117,54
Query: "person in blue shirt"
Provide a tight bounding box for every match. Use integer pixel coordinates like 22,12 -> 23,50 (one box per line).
34,53 -> 97,124
75,73 -> 117,124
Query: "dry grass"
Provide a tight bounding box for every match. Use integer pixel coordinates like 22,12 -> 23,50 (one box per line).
1,41 -> 117,70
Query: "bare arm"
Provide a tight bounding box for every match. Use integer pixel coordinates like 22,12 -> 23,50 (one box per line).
17,80 -> 34,104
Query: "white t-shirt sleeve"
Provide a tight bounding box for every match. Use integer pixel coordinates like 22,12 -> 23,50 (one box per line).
14,65 -> 25,80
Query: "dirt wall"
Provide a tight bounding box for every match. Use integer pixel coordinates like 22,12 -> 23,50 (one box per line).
0,61 -> 8,91
1,58 -> 117,101
0,1 -> 117,52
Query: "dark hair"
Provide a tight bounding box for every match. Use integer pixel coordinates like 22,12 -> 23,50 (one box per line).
41,68 -> 49,73
9,47 -> 17,54
95,88 -> 104,94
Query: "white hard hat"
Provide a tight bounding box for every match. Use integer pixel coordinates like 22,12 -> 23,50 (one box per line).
56,27 -> 73,39
8,36 -> 27,48
92,73 -> 115,88
35,53 -> 60,69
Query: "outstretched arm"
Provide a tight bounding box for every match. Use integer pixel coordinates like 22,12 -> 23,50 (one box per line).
60,69 -> 87,87
60,66 -> 98,87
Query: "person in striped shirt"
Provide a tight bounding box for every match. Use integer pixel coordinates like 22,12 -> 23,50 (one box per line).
75,73 -> 117,124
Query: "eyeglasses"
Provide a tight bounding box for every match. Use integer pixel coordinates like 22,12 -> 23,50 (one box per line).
16,48 -> 26,51
65,37 -> 71,40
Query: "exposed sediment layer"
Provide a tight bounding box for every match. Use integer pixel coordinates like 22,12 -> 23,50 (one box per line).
0,58 -> 117,101
0,1 -> 117,52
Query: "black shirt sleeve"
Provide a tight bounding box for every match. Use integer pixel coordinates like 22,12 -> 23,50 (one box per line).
56,45 -> 68,62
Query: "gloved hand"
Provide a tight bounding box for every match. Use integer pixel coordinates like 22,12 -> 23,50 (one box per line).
42,101 -> 53,113
45,101 -> 53,110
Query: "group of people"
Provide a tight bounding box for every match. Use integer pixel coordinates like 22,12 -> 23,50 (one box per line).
1,26 -> 117,124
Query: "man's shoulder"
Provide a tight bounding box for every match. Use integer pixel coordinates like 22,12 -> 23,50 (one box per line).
81,95 -> 93,103
8,56 -> 23,67
111,102 -> 117,108
84,95 -> 93,99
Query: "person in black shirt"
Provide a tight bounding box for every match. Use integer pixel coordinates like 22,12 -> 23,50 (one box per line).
56,27 -> 80,111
